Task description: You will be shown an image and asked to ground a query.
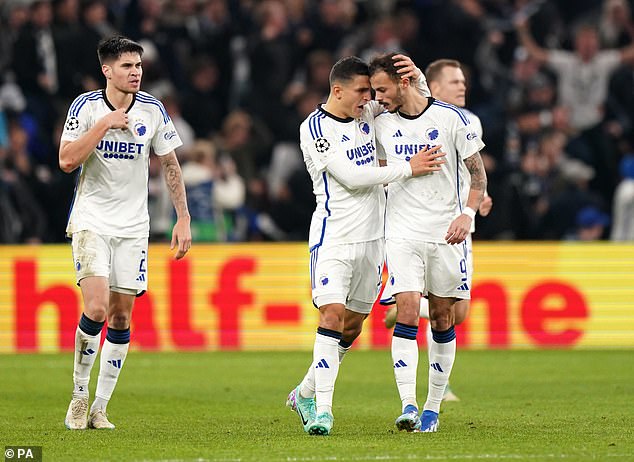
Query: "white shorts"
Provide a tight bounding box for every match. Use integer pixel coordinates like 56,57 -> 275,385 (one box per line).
71,230 -> 149,295
310,239 -> 384,314
383,237 -> 470,301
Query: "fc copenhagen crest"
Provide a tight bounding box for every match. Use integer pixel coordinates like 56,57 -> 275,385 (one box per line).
315,137 -> 330,153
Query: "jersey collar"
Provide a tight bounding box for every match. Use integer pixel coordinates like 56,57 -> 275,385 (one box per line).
102,89 -> 137,113
397,97 -> 435,120
318,104 -> 354,123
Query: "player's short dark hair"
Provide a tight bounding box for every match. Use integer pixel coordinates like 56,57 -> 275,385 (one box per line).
329,56 -> 369,86
425,59 -> 461,84
97,36 -> 144,65
368,53 -> 406,82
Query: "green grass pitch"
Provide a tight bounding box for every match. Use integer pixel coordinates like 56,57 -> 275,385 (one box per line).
1,350 -> 633,461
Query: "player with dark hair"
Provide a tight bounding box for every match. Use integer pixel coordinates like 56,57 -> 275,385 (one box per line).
61,36 -> 191,430
286,55 -> 445,436
384,59 -> 493,402
369,52 -> 487,433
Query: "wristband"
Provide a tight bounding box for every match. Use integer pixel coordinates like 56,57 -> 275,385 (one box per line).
463,207 -> 476,219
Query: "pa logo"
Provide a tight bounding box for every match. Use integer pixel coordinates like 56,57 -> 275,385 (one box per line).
65,116 -> 79,131
315,137 -> 330,153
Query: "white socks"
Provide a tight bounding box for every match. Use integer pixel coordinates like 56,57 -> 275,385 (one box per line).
72,327 -> 101,399
392,323 -> 419,411
300,339 -> 351,402
92,338 -> 129,413
424,327 -> 456,413
312,328 -> 341,415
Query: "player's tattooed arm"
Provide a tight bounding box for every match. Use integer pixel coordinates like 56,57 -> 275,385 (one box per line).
445,152 -> 487,245
160,151 -> 192,259
464,152 -> 487,210
159,152 -> 189,219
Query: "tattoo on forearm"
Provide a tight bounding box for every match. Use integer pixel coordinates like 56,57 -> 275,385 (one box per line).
161,154 -> 189,217
465,153 -> 487,198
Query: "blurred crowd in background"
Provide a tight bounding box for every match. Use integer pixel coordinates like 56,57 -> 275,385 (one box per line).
1,0 -> 634,244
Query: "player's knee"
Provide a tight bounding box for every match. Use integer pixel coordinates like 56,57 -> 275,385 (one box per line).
84,301 -> 108,321
319,307 -> 345,331
343,324 -> 362,342
397,308 -> 419,326
429,308 -> 453,331
108,312 -> 131,329
430,317 -> 452,331
454,302 -> 470,325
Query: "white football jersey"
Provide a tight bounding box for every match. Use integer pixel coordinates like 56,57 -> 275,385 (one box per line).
61,90 -> 182,237
301,102 -> 392,250
376,97 -> 485,242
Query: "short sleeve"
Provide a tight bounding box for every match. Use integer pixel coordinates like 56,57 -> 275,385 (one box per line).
152,119 -> 182,156
454,117 -> 485,161
60,95 -> 92,142
301,122 -> 338,172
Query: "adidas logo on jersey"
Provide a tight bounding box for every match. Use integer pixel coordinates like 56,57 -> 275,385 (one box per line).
341,134 -> 350,142
392,130 -> 403,138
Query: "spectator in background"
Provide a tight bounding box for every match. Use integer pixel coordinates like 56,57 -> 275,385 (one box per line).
11,0 -> 60,154
571,206 -> 611,240
2,1 -> 634,244
599,0 -> 634,48
0,118 -> 47,243
358,16 -> 401,63
52,0 -> 83,102
77,0 -> 118,92
247,0 -> 297,139
193,0 -> 235,100
516,16 -> 634,201
611,155 -> 634,240
12,0 -> 58,99
0,0 -> 31,77
181,55 -> 225,138
181,139 -> 245,241
305,0 -> 356,55
215,109 -> 273,184
162,93 -> 195,155
512,73 -> 569,141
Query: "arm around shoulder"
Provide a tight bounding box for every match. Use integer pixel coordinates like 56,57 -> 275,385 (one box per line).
327,158 -> 412,189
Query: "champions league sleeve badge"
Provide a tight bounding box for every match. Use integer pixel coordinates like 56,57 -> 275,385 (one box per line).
315,137 -> 330,153
65,116 -> 79,131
